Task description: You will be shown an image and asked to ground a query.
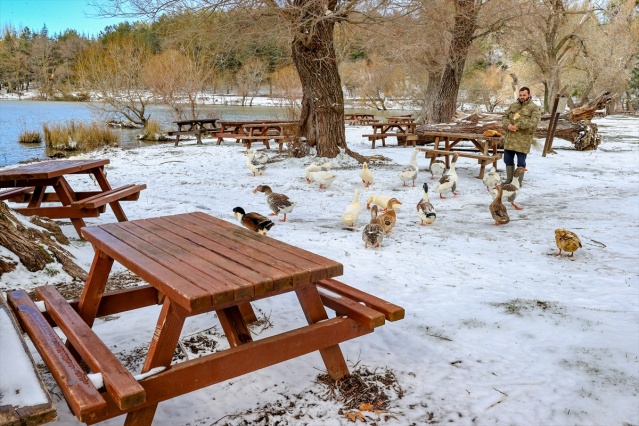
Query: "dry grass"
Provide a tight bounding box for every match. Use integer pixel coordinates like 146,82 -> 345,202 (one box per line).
137,119 -> 169,141
43,120 -> 119,152
18,129 -> 42,144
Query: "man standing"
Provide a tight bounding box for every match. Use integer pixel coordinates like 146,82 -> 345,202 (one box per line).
501,87 -> 542,186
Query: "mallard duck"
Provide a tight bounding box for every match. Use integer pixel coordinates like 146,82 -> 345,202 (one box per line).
429,160 -> 446,180
246,150 -> 265,176
416,183 -> 436,225
359,162 -> 374,188
378,197 -> 402,234
491,167 -> 525,210
489,185 -> 509,225
398,149 -> 419,187
362,205 -> 384,248
482,166 -> 501,192
232,207 -> 274,235
341,188 -> 362,228
307,170 -> 337,189
366,194 -> 402,212
555,229 -> 582,257
434,153 -> 459,198
253,185 -> 296,222
247,148 -> 269,165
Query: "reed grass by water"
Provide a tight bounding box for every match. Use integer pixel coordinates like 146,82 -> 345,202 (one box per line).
43,121 -> 119,152
18,130 -> 42,144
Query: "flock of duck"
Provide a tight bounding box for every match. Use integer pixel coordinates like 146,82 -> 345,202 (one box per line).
235,147 -> 581,256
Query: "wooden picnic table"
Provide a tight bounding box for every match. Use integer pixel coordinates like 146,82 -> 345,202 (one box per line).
169,118 -> 219,146
344,113 -> 378,125
7,212 -> 404,425
0,159 -> 145,237
216,120 -> 300,152
362,122 -> 418,149
416,131 -> 503,179
387,115 -> 415,123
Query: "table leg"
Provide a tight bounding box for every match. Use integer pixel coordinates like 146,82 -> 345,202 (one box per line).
93,168 -> 129,222
27,186 -> 46,208
53,177 -> 86,236
295,285 -> 349,381
125,298 -> 187,426
217,305 -> 253,347
76,250 -> 114,327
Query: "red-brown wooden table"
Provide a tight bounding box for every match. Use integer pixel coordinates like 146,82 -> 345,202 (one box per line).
0,159 -> 145,237
8,212 -> 404,425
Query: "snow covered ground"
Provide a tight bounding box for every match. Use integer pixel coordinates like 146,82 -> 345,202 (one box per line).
1,115 -> 638,425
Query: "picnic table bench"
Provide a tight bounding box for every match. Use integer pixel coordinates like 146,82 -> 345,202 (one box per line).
7,212 -> 404,425
344,113 -> 378,125
216,120 -> 300,152
362,122 -> 418,149
168,118 -> 219,146
417,131 -> 503,179
0,159 -> 145,237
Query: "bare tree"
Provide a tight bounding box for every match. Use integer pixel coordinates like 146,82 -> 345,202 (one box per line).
90,0 -> 406,157
144,49 -> 209,119
236,58 -> 266,106
76,36 -> 153,126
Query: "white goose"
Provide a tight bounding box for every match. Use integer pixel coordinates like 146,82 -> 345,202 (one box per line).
429,160 -> 446,179
247,148 -> 269,165
398,149 -> 419,187
482,166 -> 501,192
246,150 -> 266,176
341,188 -> 362,228
307,170 -> 337,189
359,162 -> 374,188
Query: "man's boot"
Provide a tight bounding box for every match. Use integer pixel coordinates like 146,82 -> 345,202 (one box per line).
504,166 -> 514,184
517,169 -> 525,188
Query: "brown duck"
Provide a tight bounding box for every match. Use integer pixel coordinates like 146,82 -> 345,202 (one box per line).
489,185 -> 509,225
233,207 -> 274,235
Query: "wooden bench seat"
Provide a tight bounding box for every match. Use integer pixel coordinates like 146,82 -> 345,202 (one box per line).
71,184 -> 146,209
317,278 -> 405,326
33,286 -> 146,411
0,186 -> 35,202
422,148 -> 502,162
6,290 -> 108,423
227,135 -> 294,153
362,133 -> 418,149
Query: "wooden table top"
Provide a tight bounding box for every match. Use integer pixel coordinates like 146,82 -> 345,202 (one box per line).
80,212 -> 343,312
173,118 -> 218,125
0,159 -> 109,182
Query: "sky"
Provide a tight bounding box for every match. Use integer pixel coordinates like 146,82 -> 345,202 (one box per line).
0,108 -> 637,425
0,0 -> 132,37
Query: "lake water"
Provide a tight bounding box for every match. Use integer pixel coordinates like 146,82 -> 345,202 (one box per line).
0,101 -> 293,167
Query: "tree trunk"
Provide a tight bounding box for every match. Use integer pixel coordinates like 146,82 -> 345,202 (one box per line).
432,0 -> 478,123
0,202 -> 86,280
291,17 -> 345,158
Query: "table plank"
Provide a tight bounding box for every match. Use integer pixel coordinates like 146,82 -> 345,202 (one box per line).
0,160 -> 109,181
101,223 -> 247,302
188,212 -> 343,280
81,226 -> 215,311
129,219 -> 272,298
152,216 -> 300,292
